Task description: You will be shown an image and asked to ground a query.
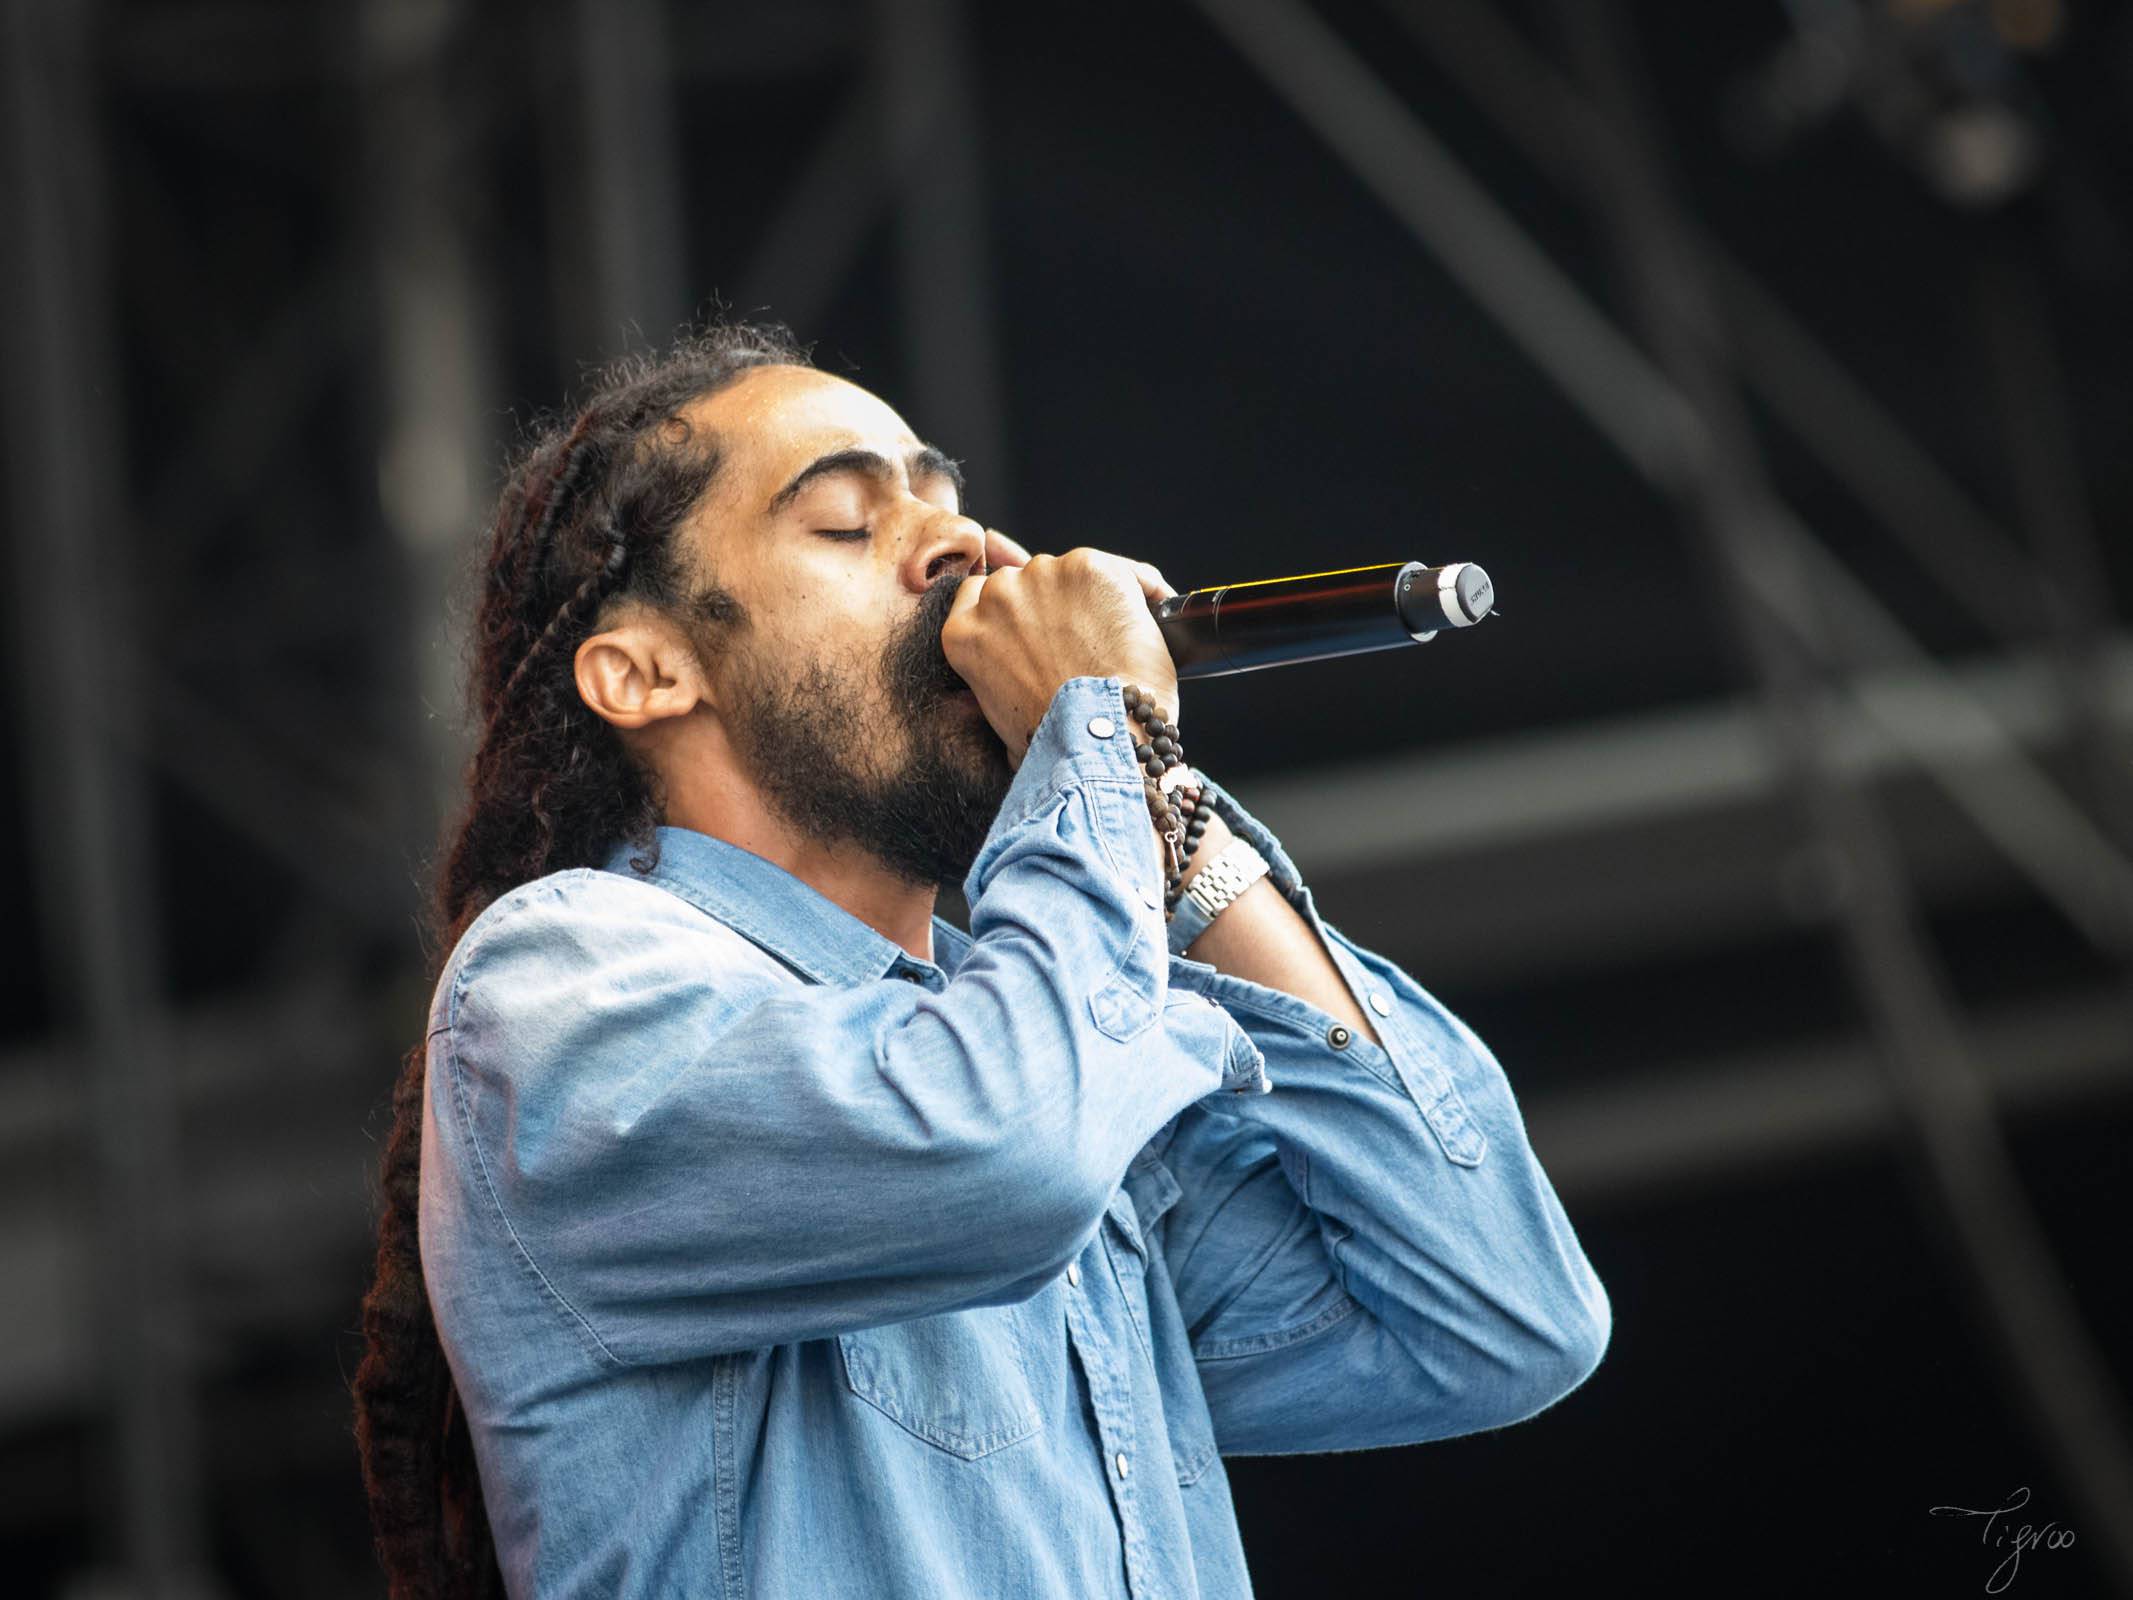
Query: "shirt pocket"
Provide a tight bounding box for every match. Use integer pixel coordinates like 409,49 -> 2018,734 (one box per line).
836,1298 -> 1051,1461
1109,1162 -> 1221,1487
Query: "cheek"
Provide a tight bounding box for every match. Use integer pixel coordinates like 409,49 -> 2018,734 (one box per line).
772,554 -> 901,649
754,558 -> 919,699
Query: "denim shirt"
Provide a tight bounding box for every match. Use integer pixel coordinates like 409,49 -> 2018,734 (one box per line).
420,675 -> 1611,1599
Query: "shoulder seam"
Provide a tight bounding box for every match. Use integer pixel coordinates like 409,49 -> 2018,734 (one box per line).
442,868 -> 709,1035
435,1023 -> 634,1369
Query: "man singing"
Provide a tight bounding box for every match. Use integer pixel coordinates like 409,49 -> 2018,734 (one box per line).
353,321 -> 1610,1598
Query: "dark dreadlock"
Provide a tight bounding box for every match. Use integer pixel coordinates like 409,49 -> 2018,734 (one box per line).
353,320 -> 810,1598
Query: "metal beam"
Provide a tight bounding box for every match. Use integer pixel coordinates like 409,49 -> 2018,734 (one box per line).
0,972 -> 2118,1424
1771,526 -> 2133,954
0,972 -> 384,1426
1563,0 -> 2133,1572
1254,636 -> 2133,983
575,0 -> 690,347
1187,0 -> 2133,1581
0,977 -> 2115,1425
1399,2 -> 2133,938
1528,986 -> 2132,1202
1247,633 -> 2133,870
1184,0 -> 2133,965
1380,0 -> 2052,642
1972,246 -> 2133,852
360,0 -> 500,840
0,1 -> 214,1590
878,0 -> 1013,520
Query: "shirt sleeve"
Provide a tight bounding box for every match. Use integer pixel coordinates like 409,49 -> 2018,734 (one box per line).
1145,770 -> 1612,1450
426,677 -> 1269,1366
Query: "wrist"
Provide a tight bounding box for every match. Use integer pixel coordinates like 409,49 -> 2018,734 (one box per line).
1166,771 -> 1237,956
1169,830 -> 1273,958
1178,805 -> 1234,895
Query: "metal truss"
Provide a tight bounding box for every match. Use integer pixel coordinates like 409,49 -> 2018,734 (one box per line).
1181,0 -> 2133,1582
7,0 -> 2130,1589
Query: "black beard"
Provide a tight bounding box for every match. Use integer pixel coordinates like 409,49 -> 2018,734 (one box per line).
721,575 -> 1013,889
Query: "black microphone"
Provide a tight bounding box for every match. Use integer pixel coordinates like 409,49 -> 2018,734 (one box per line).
1152,560 -> 1494,679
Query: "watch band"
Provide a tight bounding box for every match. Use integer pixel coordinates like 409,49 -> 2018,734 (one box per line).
1168,837 -> 1270,954
1167,877 -> 1216,955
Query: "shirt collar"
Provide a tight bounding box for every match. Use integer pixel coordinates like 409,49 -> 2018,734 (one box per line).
600,826 -> 970,989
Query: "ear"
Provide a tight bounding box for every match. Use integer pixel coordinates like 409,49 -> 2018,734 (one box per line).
573,617 -> 706,730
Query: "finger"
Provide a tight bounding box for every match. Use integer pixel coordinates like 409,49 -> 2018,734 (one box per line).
947,569 -> 986,623
1131,560 -> 1176,603
984,527 -> 1034,570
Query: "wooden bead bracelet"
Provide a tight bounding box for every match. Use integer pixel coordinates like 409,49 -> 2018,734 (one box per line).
1120,683 -> 1211,918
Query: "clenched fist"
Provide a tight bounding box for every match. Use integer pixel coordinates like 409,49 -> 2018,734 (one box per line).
943,538 -> 1179,768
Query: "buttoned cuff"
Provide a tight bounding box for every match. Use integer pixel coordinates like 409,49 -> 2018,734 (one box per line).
964,676 -> 1151,905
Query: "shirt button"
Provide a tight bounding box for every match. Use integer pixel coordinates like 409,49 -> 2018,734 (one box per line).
1087,715 -> 1116,739
1369,991 -> 1392,1017
1327,1024 -> 1352,1050
1066,1260 -> 1081,1288
1115,1452 -> 1130,1480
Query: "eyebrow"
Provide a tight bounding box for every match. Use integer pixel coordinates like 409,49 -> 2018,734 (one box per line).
766,444 -> 966,516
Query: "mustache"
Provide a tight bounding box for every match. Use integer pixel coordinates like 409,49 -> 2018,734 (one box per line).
888,572 -> 977,702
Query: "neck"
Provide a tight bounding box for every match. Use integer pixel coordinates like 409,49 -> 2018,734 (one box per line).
738,823 -> 942,965
655,730 -> 940,964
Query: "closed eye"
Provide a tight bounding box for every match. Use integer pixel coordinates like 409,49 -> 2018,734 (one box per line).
816,528 -> 870,542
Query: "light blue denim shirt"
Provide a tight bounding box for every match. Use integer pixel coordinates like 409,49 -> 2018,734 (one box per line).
420,675 -> 1610,1598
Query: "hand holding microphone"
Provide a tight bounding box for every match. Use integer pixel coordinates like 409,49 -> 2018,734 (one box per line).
941,538 -> 1183,770
944,529 -> 1496,764
971,527 -> 1495,675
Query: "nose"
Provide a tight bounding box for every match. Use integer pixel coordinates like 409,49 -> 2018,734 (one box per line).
899,507 -> 986,595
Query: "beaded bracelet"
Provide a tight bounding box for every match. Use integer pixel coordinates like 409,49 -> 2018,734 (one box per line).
1120,683 -> 1212,918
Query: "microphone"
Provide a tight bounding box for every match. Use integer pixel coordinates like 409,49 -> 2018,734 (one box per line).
1152,560 -> 1494,679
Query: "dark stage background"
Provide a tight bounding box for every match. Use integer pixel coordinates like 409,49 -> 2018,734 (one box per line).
3,1 -> 2130,1594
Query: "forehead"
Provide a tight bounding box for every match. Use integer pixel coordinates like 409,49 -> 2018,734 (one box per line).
689,365 -> 919,503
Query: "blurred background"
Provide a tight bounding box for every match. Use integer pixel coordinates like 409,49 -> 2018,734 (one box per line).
4,0 -> 2131,1593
